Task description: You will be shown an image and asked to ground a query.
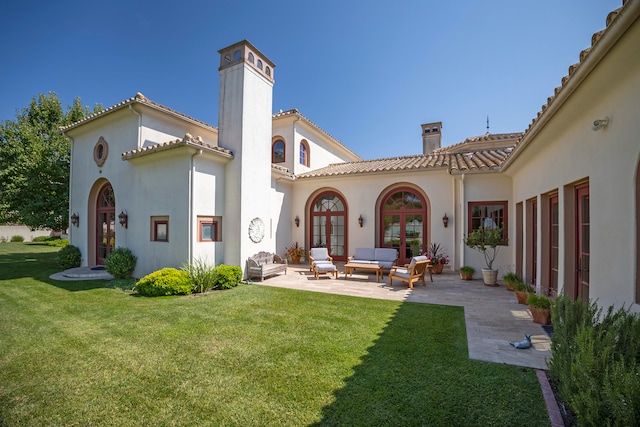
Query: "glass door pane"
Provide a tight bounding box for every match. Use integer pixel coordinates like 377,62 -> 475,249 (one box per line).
405,214 -> 423,258
330,215 -> 344,257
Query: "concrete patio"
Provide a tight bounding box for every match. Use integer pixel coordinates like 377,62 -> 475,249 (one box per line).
256,263 -> 551,370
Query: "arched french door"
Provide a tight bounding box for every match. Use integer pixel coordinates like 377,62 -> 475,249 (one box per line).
96,183 -> 116,265
310,192 -> 347,261
380,187 -> 428,265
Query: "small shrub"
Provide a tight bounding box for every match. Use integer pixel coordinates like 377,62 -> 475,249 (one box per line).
105,247 -> 137,279
213,265 -> 242,290
503,271 -> 521,285
32,236 -> 50,243
513,281 -> 534,293
10,235 -> 24,242
134,268 -> 192,296
45,237 -> 69,247
182,258 -> 216,293
57,245 -> 82,269
526,293 -> 551,309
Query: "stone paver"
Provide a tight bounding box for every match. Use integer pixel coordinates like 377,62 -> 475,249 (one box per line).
259,264 -> 550,370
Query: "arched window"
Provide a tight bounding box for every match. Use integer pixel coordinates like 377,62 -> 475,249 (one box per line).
310,191 -> 347,261
266,66 -> 271,77
299,140 -> 310,166
248,52 -> 254,63
233,50 -> 241,61
272,139 -> 285,163
257,59 -> 263,70
380,186 -> 428,265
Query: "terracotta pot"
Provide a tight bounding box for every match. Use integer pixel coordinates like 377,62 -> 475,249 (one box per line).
515,290 -> 530,304
432,263 -> 444,274
481,268 -> 498,286
291,256 -> 301,265
530,306 -> 552,325
460,272 -> 473,280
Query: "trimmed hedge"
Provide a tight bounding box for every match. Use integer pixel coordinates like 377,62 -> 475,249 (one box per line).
212,264 -> 242,290
57,245 -> 81,269
105,247 -> 137,279
134,268 -> 192,296
10,235 -> 24,242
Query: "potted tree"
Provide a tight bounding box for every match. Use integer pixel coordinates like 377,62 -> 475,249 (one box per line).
514,281 -> 535,304
463,227 -> 506,286
526,293 -> 552,325
459,266 -> 475,280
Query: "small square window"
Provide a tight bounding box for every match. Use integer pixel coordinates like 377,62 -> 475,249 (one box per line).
198,216 -> 222,242
151,216 -> 169,242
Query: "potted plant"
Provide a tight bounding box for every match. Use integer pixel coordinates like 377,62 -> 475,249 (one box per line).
284,242 -> 306,264
502,271 -> 521,291
427,242 -> 449,274
459,266 -> 475,280
463,226 -> 505,286
514,281 -> 534,304
526,293 -> 552,325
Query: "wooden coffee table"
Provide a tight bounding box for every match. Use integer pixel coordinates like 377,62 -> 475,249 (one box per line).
344,263 -> 383,282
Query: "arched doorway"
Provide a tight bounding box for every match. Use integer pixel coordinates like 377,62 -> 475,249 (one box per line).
96,183 -> 116,265
309,191 -> 347,261
380,187 -> 428,265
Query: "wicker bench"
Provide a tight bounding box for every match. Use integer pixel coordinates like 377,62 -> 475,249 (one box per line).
247,251 -> 288,281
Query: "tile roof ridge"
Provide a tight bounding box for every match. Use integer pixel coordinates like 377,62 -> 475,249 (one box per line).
60,92 -> 217,133
121,132 -> 231,160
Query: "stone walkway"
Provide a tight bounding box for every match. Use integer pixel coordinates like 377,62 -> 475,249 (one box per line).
257,263 -> 551,370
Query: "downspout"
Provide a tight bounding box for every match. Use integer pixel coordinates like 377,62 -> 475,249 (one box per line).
63,131 -> 74,240
128,105 -> 142,148
188,148 -> 203,265
460,173 -> 466,268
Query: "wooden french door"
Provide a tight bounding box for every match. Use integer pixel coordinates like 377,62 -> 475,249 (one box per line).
96,184 -> 116,265
531,200 -> 537,286
549,194 -> 559,296
576,185 -> 590,302
380,188 -> 427,265
310,192 -> 347,261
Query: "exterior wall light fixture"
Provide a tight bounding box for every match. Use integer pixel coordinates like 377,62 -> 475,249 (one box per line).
70,213 -> 79,227
358,215 -> 364,227
294,215 -> 300,227
119,210 -> 128,228
592,117 -> 609,131
442,213 -> 449,228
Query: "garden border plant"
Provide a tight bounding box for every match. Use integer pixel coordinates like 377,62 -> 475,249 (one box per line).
104,247 -> 137,279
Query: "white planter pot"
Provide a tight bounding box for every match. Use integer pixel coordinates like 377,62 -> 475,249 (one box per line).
482,268 -> 498,286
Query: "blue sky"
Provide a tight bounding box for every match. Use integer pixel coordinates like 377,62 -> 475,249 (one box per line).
0,0 -> 620,159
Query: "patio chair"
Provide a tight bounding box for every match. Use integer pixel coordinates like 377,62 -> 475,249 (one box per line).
388,255 -> 431,289
309,247 -> 338,279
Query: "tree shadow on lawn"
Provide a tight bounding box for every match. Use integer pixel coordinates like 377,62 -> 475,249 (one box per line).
0,245 -> 107,292
311,301 -> 548,426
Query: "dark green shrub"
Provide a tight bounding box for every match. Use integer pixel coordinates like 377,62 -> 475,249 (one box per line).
105,247 -> 137,279
57,245 -> 81,269
181,258 -> 216,293
32,236 -> 50,242
10,235 -> 24,242
526,293 -> 551,309
134,268 -> 191,296
213,265 -> 242,290
502,271 -> 521,285
548,295 -> 640,426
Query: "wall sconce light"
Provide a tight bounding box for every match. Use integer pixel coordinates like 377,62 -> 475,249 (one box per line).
592,116 -> 609,131
358,215 -> 364,228
442,213 -> 449,228
70,212 -> 79,227
294,215 -> 300,227
118,210 -> 128,228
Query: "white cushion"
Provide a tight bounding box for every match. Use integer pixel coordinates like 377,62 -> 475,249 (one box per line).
374,248 -> 398,262
310,248 -> 330,260
353,248 -> 376,260
315,264 -> 337,272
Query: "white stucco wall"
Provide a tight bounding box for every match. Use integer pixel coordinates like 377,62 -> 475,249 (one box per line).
507,17 -> 640,310
290,169 -> 457,266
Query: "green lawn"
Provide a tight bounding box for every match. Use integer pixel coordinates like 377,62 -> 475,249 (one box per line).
0,243 -> 549,426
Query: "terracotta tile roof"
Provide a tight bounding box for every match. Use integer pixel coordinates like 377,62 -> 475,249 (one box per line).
435,132 -> 522,154
296,130 -> 519,179
272,109 -> 362,161
59,92 -> 217,133
121,133 -> 232,161
272,164 -> 295,180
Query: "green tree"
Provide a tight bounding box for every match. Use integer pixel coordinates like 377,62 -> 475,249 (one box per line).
0,93 -> 101,230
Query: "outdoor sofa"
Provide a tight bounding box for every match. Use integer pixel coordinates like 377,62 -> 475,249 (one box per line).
347,248 -> 399,274
247,251 -> 287,281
